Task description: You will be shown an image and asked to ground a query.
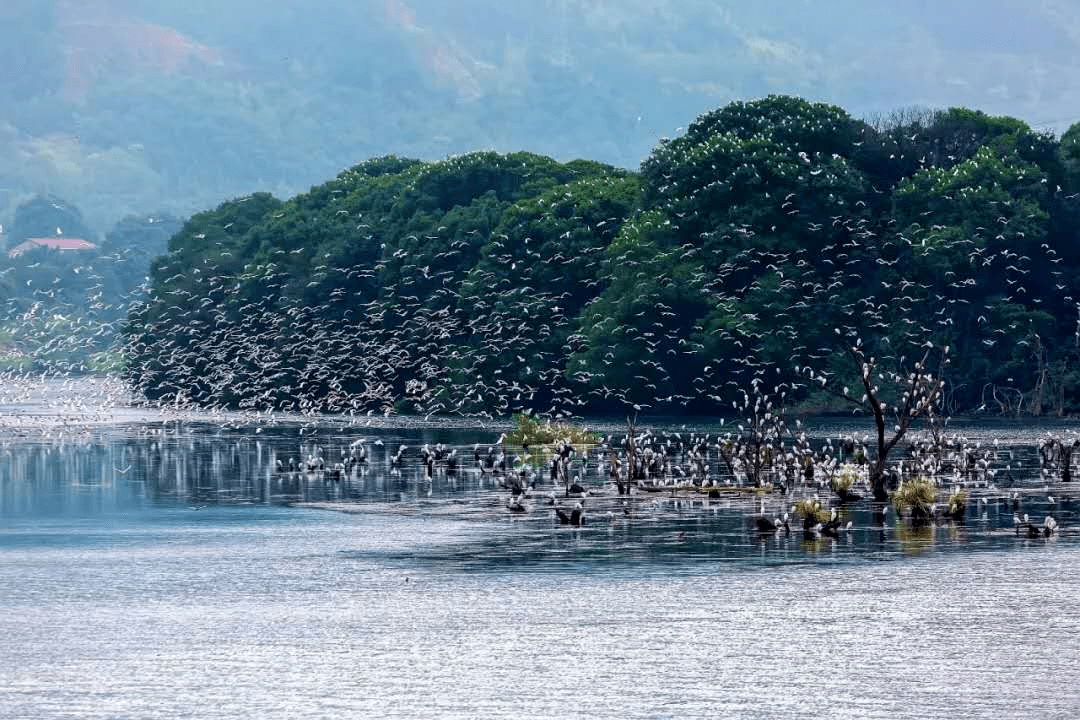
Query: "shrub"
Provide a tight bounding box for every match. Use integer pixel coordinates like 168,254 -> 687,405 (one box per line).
794,497 -> 831,529
946,488 -> 967,518
505,413 -> 599,463
830,463 -> 861,494
891,477 -> 936,521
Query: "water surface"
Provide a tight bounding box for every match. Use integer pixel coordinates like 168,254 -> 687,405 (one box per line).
1,389 -> 1078,719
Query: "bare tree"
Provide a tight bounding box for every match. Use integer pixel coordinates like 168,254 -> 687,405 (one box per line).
1040,433 -> 1079,483
716,377 -> 799,489
807,336 -> 948,501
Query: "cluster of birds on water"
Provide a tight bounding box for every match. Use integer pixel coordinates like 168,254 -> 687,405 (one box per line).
0,371 -> 1069,555
245,422 -> 1072,541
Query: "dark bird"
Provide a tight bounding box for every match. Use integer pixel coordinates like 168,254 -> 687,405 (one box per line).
752,514 -> 788,533
1017,514 -> 1057,538
820,510 -> 850,538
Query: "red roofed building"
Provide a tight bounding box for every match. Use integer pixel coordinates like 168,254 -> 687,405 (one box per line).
8,237 -> 97,258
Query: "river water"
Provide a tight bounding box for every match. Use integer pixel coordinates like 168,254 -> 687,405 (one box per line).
1,383 -> 1078,719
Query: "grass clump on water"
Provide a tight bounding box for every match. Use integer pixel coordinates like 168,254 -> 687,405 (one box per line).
946,488 -> 967,519
793,498 -> 831,529
830,463 -> 861,496
891,477 -> 936,521
506,413 -> 599,463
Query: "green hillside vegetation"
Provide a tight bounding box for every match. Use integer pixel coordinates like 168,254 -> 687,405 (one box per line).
124,96 -> 1080,418
0,198 -> 182,372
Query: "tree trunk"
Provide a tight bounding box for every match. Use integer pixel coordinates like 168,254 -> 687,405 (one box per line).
870,464 -> 890,502
871,410 -> 889,501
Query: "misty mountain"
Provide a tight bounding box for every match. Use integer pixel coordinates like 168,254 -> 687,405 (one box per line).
3,0 -> 1079,233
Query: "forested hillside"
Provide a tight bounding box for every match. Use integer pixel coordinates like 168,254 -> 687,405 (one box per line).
125,96 -> 1080,417
0,197 -> 181,372
4,0 -> 1080,233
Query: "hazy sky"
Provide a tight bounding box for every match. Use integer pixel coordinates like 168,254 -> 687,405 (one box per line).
3,0 -> 1078,229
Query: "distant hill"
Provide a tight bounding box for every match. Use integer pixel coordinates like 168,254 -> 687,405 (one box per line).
3,0 -> 1080,232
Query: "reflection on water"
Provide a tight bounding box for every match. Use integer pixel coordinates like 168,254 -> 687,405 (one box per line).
1,419 -> 1076,567
1,414 -> 1079,719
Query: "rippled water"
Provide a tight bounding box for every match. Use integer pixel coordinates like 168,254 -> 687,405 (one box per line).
1,394 -> 1079,719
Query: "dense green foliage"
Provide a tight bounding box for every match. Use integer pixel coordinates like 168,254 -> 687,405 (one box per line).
125,96 -> 1080,417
